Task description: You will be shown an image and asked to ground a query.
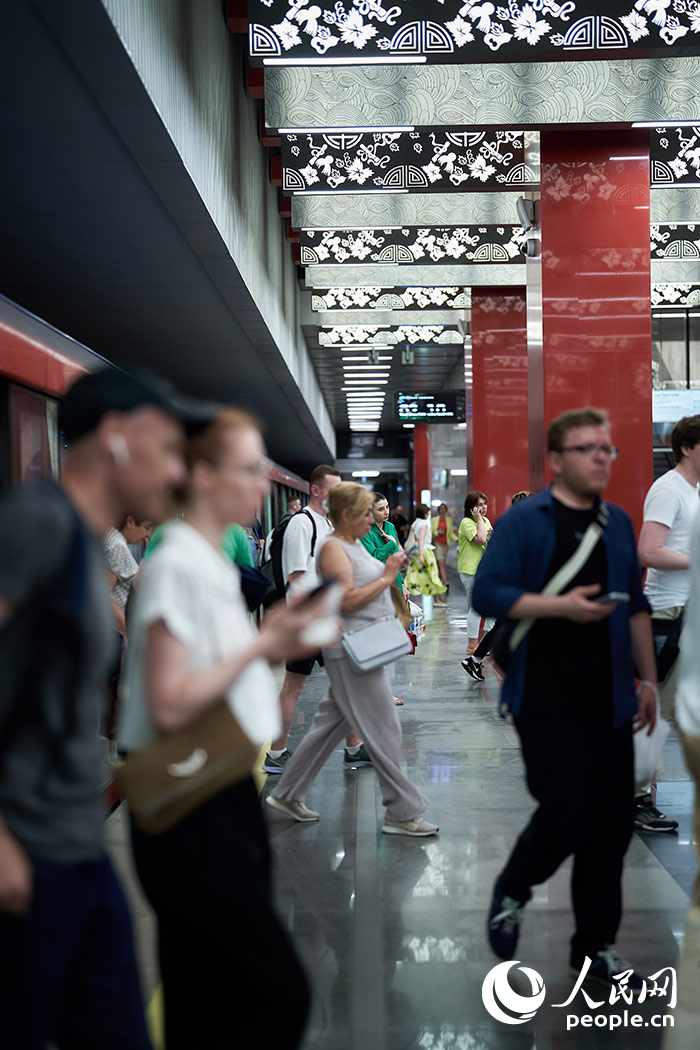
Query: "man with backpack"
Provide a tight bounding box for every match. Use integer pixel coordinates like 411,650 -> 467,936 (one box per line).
0,368 -> 211,1049
262,465 -> 372,773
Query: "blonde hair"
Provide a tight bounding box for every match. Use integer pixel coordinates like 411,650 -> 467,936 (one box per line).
327,482 -> 373,528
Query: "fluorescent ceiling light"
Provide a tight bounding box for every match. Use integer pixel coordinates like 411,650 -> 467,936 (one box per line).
323,324 -> 390,329
342,355 -> 393,362
454,423 -> 467,430
402,423 -> 415,429
303,226 -> 403,233
294,188 -> 409,196
343,380 -> 389,386
282,128 -> 414,136
263,56 -> 427,66
450,469 -> 468,476
351,470 -> 380,477
652,312 -> 690,318
632,120 -> 700,127
609,155 -> 645,161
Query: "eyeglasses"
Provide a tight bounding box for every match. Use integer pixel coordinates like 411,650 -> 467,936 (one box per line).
556,444 -> 619,460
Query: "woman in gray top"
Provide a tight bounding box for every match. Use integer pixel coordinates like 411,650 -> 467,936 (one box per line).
267,482 -> 438,837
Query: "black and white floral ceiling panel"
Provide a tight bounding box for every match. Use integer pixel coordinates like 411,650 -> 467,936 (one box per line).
650,127 -> 700,188
651,283 -> 700,306
651,224 -> 700,260
310,287 -> 470,311
248,0 -> 700,65
317,324 -> 463,345
282,131 -> 537,194
300,225 -> 527,264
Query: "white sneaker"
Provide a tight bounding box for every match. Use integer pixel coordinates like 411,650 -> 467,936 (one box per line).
265,795 -> 320,822
382,818 -> 439,837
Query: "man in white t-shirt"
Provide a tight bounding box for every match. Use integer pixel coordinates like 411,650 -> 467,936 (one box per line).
262,466 -> 370,774
636,415 -> 700,832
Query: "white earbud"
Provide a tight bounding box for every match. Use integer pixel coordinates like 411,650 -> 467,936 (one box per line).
108,434 -> 131,469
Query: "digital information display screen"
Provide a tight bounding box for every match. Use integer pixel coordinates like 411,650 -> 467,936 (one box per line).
395,391 -> 466,424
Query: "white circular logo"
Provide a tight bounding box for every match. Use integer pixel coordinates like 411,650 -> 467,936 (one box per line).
482,961 -> 546,1025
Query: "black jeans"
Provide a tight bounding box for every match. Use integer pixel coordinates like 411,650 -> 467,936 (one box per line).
0,854 -> 151,1050
130,777 -> 310,1050
500,714 -> 635,959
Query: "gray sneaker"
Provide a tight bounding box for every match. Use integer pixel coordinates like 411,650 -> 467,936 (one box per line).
382,818 -> 439,837
262,749 -> 293,774
344,743 -> 373,767
265,796 -> 320,822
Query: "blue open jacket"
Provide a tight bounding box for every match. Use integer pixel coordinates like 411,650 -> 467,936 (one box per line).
471,486 -> 651,728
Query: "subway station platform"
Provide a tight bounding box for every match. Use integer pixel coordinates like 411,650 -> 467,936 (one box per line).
107,555 -> 695,1049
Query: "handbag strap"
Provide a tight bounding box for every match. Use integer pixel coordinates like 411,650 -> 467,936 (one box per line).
508,500 -> 610,654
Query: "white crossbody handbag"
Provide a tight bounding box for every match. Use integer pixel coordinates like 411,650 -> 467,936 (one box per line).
341,615 -> 412,673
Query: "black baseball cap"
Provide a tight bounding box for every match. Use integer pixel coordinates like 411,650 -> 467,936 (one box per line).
60,368 -> 217,442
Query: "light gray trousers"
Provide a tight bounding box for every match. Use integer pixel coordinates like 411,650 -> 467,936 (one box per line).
273,656 -> 428,823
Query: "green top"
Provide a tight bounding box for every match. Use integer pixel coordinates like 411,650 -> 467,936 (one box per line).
360,521 -> 403,587
144,521 -> 255,568
457,515 -> 493,576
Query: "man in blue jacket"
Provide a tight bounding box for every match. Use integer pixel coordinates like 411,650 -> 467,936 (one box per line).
473,407 -> 657,993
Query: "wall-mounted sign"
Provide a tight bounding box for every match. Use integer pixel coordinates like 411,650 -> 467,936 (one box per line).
653,389 -> 700,423
395,390 -> 466,423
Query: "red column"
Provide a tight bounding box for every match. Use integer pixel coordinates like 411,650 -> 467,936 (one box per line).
471,287 -> 529,521
532,130 -> 653,533
413,424 -> 431,507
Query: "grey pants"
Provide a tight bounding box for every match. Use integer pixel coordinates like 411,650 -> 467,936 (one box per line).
273,656 -> 428,823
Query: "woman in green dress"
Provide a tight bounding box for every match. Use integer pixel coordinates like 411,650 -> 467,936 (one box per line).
361,492 -> 410,704
405,504 -> 447,606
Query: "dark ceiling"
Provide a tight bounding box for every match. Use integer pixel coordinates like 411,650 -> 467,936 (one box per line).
0,0 -> 332,474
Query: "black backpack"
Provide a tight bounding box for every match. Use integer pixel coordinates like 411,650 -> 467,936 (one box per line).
261,509 -> 317,608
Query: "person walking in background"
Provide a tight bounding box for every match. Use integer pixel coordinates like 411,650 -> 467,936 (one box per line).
119,408 -> 328,1050
391,504 -> 409,544
361,492 -> 409,706
635,416 -> 700,833
104,516 -> 154,642
459,492 -> 495,652
405,504 -> 447,606
431,503 -> 456,591
0,367 -> 208,1050
462,492 -> 531,682
267,483 -> 438,838
473,407 -> 657,993
262,497 -> 301,565
264,465 -> 370,774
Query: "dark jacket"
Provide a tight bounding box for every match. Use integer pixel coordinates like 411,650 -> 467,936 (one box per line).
472,485 -> 650,727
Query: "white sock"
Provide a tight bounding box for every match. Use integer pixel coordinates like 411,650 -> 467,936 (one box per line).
268,748 -> 285,759
472,655 -> 483,665
346,744 -> 362,755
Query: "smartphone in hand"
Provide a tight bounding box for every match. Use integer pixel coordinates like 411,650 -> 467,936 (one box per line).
592,592 -> 630,605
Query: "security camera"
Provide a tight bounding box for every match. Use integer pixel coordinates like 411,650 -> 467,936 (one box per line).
519,238 -> 539,258
516,197 -> 535,231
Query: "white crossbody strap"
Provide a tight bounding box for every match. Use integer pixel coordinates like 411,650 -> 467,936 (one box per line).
508,502 -> 610,653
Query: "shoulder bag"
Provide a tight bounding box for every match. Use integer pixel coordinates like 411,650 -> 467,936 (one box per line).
341,614 -> 412,674
492,501 -> 610,673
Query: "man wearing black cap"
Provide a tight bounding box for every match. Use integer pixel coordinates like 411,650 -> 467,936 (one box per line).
0,368 -> 211,1049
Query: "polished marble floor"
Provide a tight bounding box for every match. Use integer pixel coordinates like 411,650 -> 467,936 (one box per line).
263,557 -> 697,1050
106,555 -> 697,1050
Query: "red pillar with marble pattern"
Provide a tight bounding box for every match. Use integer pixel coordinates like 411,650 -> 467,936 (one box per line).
413,424 -> 431,510
471,287 -> 529,522
530,129 -> 653,533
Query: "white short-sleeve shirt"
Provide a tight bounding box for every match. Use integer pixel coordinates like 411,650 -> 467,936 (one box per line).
118,521 -> 280,752
642,469 -> 700,610
103,528 -> 138,613
281,507 -> 332,589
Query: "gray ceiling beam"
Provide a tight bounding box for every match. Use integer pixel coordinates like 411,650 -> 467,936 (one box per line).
266,57 -> 700,130
292,191 -> 523,229
304,263 -> 526,288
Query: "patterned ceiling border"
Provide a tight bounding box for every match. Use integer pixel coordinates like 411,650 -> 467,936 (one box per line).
651,282 -> 700,306
650,186 -> 700,222
310,287 -> 470,310
300,224 -> 527,264
292,190 -> 524,228
651,224 -> 700,260
317,324 -> 463,345
265,57 -> 700,129
305,262 -> 526,286
248,1 -> 700,65
650,126 -> 700,187
282,130 -> 537,194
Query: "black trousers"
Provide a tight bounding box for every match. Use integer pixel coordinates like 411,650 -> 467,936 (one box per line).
130,777 -> 310,1050
500,715 -> 635,958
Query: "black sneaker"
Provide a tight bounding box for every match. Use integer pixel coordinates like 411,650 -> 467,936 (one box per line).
262,749 -> 293,774
344,743 -> 372,767
633,793 -> 679,833
570,947 -> 645,997
461,656 -> 485,682
487,878 -> 526,960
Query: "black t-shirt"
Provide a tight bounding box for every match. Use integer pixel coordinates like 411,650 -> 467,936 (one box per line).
523,498 -> 612,718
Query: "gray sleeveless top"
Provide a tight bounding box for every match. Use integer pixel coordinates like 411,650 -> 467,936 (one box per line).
321,535 -> 395,659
